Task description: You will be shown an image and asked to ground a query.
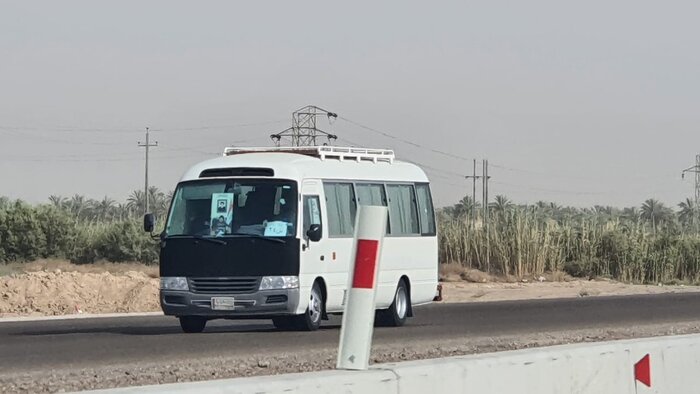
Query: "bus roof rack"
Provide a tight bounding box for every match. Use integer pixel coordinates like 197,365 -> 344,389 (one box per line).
222,146 -> 395,164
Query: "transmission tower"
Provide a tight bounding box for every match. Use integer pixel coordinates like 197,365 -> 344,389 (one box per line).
682,154 -> 700,231
270,105 -> 338,147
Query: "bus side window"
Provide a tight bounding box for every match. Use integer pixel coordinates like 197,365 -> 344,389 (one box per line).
386,184 -> 420,235
415,183 -> 436,235
303,195 -> 322,236
356,183 -> 390,234
323,183 -> 356,237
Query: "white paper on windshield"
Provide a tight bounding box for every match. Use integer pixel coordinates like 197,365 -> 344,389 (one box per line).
264,221 -> 288,237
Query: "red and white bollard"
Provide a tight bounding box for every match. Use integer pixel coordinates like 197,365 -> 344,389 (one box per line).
337,205 -> 388,370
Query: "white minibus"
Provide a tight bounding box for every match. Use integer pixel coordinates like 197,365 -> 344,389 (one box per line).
146,146 -> 438,333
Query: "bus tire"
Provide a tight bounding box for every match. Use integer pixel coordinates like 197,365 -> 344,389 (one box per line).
292,281 -> 324,331
179,316 -> 207,333
376,279 -> 409,327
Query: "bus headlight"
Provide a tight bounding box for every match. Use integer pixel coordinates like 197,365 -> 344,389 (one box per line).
259,276 -> 299,290
160,277 -> 189,291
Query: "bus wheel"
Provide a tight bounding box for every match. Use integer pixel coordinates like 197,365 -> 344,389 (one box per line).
179,316 -> 207,333
376,280 -> 409,327
293,281 -> 324,331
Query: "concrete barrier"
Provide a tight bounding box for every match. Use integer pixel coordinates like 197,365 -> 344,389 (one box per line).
79,333 -> 700,393
79,369 -> 398,394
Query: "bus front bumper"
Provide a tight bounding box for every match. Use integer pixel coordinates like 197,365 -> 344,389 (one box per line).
160,289 -> 301,318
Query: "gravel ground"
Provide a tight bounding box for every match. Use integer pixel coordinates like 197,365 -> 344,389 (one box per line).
3,321 -> 700,393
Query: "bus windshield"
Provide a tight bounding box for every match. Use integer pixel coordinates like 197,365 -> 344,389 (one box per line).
165,179 -> 298,238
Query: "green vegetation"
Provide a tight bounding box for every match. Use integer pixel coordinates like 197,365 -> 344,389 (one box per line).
439,195 -> 700,284
0,188 -> 170,265
3,189 -> 700,285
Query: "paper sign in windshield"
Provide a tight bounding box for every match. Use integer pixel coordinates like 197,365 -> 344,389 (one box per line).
264,221 -> 288,237
210,193 -> 234,236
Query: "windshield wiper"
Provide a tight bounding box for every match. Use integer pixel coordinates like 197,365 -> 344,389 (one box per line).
192,234 -> 228,245
230,232 -> 286,244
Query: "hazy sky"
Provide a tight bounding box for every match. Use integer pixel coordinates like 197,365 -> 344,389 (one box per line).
2,1 -> 699,208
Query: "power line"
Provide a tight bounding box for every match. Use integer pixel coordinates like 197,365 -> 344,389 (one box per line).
400,159 -> 465,178
0,127 -> 125,146
490,180 -> 606,196
339,134 -> 606,198
0,119 -> 288,134
337,116 -> 657,185
152,119 -> 288,132
0,125 -> 141,133
428,178 -> 472,190
338,116 -> 472,162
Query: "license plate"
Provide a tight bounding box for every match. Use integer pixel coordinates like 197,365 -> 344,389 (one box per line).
211,297 -> 235,310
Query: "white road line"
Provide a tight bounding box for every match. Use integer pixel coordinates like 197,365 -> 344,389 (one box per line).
0,311 -> 164,323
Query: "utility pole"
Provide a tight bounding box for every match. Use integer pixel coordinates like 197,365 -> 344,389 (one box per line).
270,105 -> 338,146
681,154 -> 700,233
138,127 -> 158,214
465,159 -> 491,271
465,159 -> 481,227
483,159 -> 490,273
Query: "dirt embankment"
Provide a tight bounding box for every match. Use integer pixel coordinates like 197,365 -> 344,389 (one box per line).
2,260 -> 700,317
439,264 -> 700,302
439,279 -> 700,303
0,262 -> 159,317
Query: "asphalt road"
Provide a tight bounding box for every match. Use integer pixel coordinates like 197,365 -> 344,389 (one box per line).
1,293 -> 700,374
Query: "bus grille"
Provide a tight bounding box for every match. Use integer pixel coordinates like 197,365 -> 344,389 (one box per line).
188,277 -> 260,294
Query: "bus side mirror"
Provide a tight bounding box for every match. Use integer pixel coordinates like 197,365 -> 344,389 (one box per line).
143,213 -> 156,233
306,224 -> 322,242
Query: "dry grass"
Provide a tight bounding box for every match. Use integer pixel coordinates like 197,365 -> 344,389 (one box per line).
460,269 -> 493,283
6,259 -> 159,278
439,263 -> 497,283
543,271 -> 573,282
439,262 -> 467,282
439,209 -> 700,285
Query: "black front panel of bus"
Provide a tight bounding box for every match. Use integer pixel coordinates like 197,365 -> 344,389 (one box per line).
159,237 -> 300,277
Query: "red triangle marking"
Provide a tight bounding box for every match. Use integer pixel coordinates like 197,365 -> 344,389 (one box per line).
634,354 -> 651,387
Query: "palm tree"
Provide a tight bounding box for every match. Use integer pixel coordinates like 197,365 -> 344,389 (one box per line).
452,195 -> 480,219
127,190 -> 145,215
68,194 -> 87,217
678,198 -> 697,230
84,198 -> 99,220
95,197 -> 116,220
164,190 -> 174,203
147,186 -> 167,217
48,195 -> 65,209
641,199 -> 671,235
558,205 -> 581,221
622,206 -> 641,223
158,190 -> 174,217
489,195 -> 513,215
115,203 -> 130,220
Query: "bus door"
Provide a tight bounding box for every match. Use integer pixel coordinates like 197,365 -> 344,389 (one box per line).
300,180 -> 331,302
